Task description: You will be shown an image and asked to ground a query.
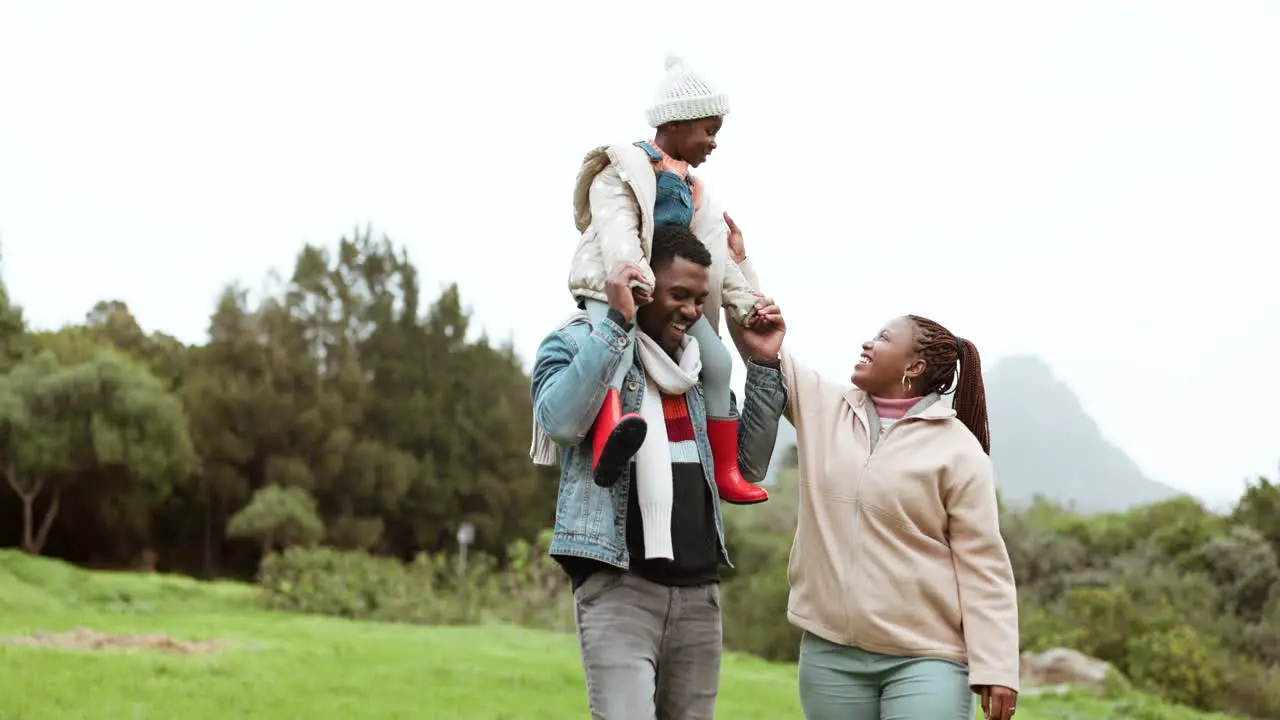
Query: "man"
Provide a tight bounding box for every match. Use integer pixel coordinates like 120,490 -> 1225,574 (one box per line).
530,224 -> 788,719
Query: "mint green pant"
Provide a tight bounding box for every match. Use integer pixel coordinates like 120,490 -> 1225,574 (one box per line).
797,632 -> 976,720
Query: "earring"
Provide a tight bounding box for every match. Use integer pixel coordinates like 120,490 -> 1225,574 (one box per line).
901,374 -> 912,393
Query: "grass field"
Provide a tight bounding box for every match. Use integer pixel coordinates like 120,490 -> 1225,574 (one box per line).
0,550 -> 1234,719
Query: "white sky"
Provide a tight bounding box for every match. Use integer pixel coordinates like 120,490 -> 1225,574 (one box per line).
2,0 -> 1277,507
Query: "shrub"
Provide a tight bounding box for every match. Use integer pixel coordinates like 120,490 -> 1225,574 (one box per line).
257,545 -> 418,619
719,477 -> 803,662
1198,525 -> 1280,622
1220,660 -> 1280,718
1123,624 -> 1226,710
255,529 -> 572,631
720,545 -> 801,661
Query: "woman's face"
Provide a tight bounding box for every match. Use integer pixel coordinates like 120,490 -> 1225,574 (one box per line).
851,316 -> 925,396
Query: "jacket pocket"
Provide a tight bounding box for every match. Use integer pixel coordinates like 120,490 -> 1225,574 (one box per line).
655,172 -> 693,207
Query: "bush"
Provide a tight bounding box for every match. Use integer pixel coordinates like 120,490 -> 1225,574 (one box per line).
1124,624 -> 1226,710
1220,660 -> 1280,719
1003,497 -> 1280,717
1198,525 -> 1280,622
255,529 -> 572,631
719,530 -> 800,662
258,546 -> 419,619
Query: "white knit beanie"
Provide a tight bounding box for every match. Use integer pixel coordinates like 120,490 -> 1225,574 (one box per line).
644,54 -> 731,128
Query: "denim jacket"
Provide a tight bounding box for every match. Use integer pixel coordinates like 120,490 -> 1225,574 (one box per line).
530,314 -> 788,570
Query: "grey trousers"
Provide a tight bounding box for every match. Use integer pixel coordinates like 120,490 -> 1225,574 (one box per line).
573,569 -> 723,720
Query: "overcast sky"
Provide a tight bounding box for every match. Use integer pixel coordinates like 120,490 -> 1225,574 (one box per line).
2,0 -> 1277,507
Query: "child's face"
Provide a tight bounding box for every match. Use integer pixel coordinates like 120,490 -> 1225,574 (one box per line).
666,117 -> 723,167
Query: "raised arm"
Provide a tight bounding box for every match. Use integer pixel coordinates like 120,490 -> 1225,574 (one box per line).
731,359 -> 787,483
720,258 -> 762,326
778,348 -> 856,426
944,450 -> 1020,693
532,265 -> 645,446
530,314 -> 632,446
719,211 -> 760,325
736,256 -> 761,290
723,296 -> 789,481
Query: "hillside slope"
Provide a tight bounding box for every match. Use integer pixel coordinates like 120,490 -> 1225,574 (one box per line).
0,551 -> 1233,719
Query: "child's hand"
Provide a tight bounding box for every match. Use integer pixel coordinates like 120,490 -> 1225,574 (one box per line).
747,290 -> 774,326
724,212 -> 747,263
730,297 -> 786,362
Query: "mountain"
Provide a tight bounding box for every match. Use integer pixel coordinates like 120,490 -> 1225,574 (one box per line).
985,355 -> 1183,512
759,355 -> 1183,513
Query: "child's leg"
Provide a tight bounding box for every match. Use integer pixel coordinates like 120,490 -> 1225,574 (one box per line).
583,299 -> 646,488
687,317 -> 768,505
584,299 -> 633,390
687,317 -> 733,418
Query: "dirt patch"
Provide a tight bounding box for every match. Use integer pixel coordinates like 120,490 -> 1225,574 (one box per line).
3,627 -> 223,655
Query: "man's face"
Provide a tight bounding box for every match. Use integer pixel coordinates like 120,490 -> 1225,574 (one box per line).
636,257 -> 710,356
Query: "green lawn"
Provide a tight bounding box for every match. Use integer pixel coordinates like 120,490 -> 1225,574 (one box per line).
0,550 -> 1231,719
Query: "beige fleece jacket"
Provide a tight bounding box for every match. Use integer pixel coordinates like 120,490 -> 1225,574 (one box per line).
780,350 -> 1020,691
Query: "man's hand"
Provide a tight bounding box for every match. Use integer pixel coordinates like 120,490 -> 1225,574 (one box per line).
729,297 -> 785,363
605,262 -> 650,323
724,212 -> 747,264
978,686 -> 1018,720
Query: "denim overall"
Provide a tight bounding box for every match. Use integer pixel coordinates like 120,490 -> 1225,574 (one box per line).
635,141 -> 695,228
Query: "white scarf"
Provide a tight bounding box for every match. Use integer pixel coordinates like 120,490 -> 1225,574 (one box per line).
632,330 -> 701,560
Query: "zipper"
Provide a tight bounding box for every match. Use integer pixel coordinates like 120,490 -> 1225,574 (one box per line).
847,413 -> 922,642
847,407 -> 870,643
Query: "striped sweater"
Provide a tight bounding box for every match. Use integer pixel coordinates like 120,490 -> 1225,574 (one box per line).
624,392 -> 720,586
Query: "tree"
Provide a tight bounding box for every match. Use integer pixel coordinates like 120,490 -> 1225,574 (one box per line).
1199,525 -> 1280,622
0,260 -> 28,372
0,228 -> 553,572
226,484 -> 324,556
1234,476 -> 1280,553
0,348 -> 194,554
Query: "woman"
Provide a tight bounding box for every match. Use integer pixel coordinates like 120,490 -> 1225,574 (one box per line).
762,312 -> 1020,720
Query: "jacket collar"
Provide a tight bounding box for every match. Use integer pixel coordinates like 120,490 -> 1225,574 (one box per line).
843,387 -> 955,427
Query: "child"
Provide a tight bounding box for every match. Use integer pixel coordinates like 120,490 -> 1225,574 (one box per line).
550,55 -> 771,514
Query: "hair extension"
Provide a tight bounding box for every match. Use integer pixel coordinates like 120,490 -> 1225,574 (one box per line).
906,314 -> 990,455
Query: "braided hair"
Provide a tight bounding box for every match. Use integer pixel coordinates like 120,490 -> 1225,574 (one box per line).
906,314 -> 990,455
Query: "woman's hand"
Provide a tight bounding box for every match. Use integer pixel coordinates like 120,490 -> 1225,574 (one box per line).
724,212 -> 747,263
978,685 -> 1018,720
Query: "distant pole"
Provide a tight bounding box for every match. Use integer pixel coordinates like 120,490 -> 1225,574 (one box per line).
456,522 -> 475,575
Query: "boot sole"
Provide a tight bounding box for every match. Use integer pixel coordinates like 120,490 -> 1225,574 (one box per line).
721,494 -> 769,506
593,417 -> 648,488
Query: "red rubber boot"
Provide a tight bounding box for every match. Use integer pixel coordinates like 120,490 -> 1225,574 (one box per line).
591,388 -> 647,488
706,417 -> 769,505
